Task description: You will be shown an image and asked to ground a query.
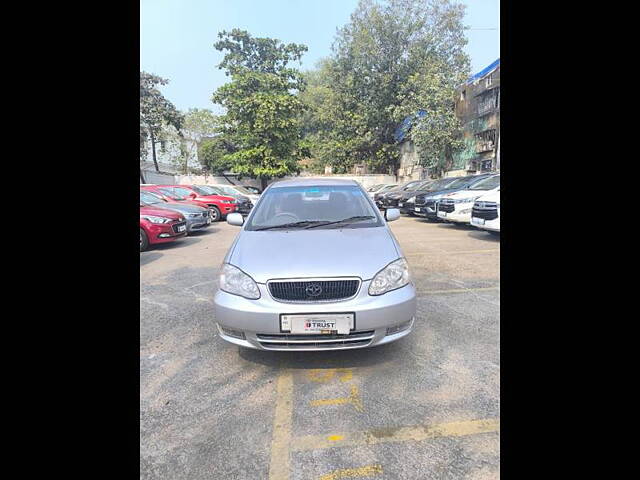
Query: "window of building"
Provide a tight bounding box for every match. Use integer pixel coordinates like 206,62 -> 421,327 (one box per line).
486,74 -> 493,88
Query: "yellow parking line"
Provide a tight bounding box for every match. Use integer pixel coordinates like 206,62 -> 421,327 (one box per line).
268,369 -> 294,480
310,386 -> 364,413
319,464 -> 383,480
292,418 -> 500,452
420,286 -> 500,295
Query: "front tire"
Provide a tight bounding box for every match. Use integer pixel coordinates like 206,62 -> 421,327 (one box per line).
140,228 -> 149,252
209,206 -> 221,222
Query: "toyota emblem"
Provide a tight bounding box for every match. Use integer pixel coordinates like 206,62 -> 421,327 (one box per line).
305,283 -> 322,297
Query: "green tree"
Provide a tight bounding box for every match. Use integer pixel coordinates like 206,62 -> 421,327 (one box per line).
211,29 -> 309,190
301,0 -> 469,176
180,108 -> 219,174
140,72 -> 183,172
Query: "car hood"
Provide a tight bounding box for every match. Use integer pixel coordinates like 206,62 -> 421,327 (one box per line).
140,206 -> 183,219
442,188 -> 494,200
419,187 -> 467,200
475,189 -> 500,202
228,227 -> 400,283
154,202 -> 206,214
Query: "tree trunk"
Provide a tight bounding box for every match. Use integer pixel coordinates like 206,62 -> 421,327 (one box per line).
140,168 -> 146,183
260,177 -> 268,191
150,130 -> 159,172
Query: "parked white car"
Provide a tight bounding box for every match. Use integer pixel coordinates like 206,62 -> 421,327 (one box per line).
367,183 -> 397,199
470,188 -> 500,233
437,174 -> 500,224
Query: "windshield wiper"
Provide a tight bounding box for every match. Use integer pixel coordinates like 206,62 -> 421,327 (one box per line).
304,215 -> 376,229
253,220 -> 327,231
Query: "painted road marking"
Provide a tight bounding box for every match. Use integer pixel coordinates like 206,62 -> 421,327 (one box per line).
268,369 -> 294,480
292,418 -> 500,452
310,385 -> 364,413
307,368 -> 353,383
420,286 -> 500,295
319,464 -> 383,480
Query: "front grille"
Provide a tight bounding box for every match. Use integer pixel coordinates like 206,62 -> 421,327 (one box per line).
171,221 -> 187,233
415,196 -> 427,206
439,202 -> 455,213
472,202 -> 498,220
268,279 -> 360,302
256,330 -> 374,350
385,198 -> 400,207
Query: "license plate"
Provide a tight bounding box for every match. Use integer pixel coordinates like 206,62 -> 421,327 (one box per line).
473,217 -> 485,225
281,313 -> 354,335
177,225 -> 186,232
415,207 -> 421,212
398,202 -> 403,207
440,212 -> 447,217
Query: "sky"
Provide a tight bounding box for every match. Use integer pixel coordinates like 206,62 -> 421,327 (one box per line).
140,0 -> 499,112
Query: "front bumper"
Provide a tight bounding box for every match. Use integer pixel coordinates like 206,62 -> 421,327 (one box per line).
214,281 -> 417,351
471,215 -> 500,231
146,221 -> 187,245
413,201 -> 439,219
437,203 -> 474,223
185,214 -> 212,232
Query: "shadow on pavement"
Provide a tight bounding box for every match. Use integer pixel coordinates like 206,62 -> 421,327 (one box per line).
140,252 -> 162,266
238,339 -> 410,370
466,230 -> 500,242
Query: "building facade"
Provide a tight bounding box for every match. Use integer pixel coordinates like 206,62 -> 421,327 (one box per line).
451,59 -> 500,175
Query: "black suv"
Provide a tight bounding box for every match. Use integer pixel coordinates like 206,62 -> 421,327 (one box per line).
375,180 -> 427,210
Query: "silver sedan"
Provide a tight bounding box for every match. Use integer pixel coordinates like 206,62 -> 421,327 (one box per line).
213,179 -> 416,351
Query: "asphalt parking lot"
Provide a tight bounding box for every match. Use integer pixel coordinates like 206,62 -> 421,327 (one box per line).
140,216 -> 500,480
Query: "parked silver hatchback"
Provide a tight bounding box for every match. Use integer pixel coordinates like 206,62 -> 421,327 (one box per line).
213,179 -> 416,351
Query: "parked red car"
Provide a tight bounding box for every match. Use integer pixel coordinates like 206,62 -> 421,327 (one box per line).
161,184 -> 238,222
140,185 -> 211,210
140,204 -> 187,252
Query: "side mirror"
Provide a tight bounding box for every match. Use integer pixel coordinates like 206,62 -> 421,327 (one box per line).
226,212 -> 244,226
385,208 -> 400,222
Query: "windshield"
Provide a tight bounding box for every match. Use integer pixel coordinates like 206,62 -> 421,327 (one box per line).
367,184 -> 384,192
380,184 -> 397,192
172,186 -> 196,197
140,191 -> 164,205
188,185 -> 212,195
401,180 -> 422,191
195,185 -> 223,195
158,187 -> 185,200
245,185 -> 383,231
468,175 -> 500,190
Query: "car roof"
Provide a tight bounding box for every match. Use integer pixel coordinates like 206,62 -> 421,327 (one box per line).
269,178 -> 358,188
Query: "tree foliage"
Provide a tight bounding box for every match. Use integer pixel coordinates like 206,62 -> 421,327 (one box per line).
301,0 -> 469,176
140,72 -> 183,171
211,29 -> 309,187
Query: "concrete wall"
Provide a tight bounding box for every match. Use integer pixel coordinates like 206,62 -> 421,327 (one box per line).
159,173 -> 397,190
140,169 -> 176,185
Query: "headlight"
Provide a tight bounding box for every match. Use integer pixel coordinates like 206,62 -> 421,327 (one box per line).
219,264 -> 260,299
228,199 -> 238,204
407,196 -> 416,203
369,258 -> 411,296
187,213 -> 202,218
454,196 -> 480,204
142,215 -> 172,224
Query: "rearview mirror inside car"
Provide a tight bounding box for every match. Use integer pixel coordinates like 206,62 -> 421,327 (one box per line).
227,213 -> 244,226
385,208 -> 400,222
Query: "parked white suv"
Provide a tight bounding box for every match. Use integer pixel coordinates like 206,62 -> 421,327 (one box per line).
437,174 -> 500,224
470,188 -> 500,233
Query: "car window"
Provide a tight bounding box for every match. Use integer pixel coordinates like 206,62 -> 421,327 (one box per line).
468,175 -> 500,190
140,191 -> 163,205
245,185 -> 383,231
173,186 -> 196,197
158,187 -> 184,200
381,184 -> 397,191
